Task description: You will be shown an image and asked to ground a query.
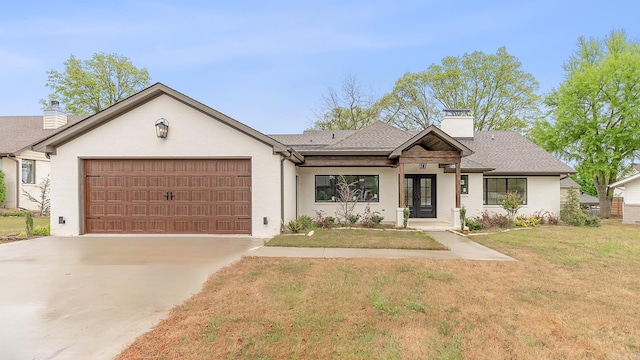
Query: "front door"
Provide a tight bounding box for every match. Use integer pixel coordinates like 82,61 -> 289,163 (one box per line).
404,174 -> 436,218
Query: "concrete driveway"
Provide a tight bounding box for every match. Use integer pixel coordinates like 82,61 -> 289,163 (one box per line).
0,235 -> 263,360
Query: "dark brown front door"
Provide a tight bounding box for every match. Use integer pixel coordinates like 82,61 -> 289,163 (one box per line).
84,159 -> 251,234
404,174 -> 436,218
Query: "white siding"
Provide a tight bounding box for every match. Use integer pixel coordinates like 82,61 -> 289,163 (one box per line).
623,179 -> 640,205
482,176 -> 561,217
296,167 -> 399,224
49,94 -> 283,237
1,157 -> 18,208
17,150 -> 51,211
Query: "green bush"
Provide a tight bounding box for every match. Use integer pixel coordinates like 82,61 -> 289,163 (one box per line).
561,189 -> 601,227
32,225 -> 50,236
2,211 -> 27,217
0,170 -> 6,206
500,191 -> 523,219
25,211 -> 34,236
513,215 -> 541,227
286,215 -> 316,233
347,214 -> 360,225
465,218 -> 482,231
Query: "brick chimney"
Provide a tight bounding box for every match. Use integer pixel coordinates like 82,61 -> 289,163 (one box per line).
439,109 -> 474,139
43,100 -> 67,129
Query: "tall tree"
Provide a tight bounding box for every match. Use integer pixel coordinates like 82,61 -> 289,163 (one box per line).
312,74 -> 379,130
377,72 -> 441,130
44,53 -> 151,115
532,30 -> 640,218
379,47 -> 541,131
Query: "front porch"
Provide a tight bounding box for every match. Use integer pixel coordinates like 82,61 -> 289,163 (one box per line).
407,218 -> 455,231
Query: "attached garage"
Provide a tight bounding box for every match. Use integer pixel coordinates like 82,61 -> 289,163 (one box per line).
33,83 -> 302,237
84,159 -> 251,234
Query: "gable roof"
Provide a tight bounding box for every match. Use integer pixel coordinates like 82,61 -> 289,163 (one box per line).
560,176 -> 581,189
389,125 -> 473,158
271,124 -> 574,175
32,83 -> 303,163
0,115 -> 86,155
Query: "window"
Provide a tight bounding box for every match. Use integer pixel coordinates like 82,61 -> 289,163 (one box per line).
460,175 -> 469,195
22,159 -> 35,184
315,175 -> 379,202
484,178 -> 526,205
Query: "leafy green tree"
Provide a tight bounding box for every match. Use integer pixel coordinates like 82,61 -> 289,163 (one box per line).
0,170 -> 6,207
532,30 -> 640,218
312,74 -> 379,130
379,47 -> 541,131
569,173 -> 597,197
44,53 -> 151,115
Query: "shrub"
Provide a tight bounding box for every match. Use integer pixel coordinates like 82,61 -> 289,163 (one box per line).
561,189 -> 601,227
465,218 -> 482,231
474,210 -> 510,229
513,215 -> 541,227
361,205 -> 383,228
500,191 -> 522,220
25,211 -> 34,236
313,210 -> 335,229
533,210 -> 559,225
286,215 -> 316,233
347,214 -> 360,225
459,205 -> 467,231
0,170 -> 6,206
32,225 -> 50,236
2,211 -> 27,217
403,207 -> 410,228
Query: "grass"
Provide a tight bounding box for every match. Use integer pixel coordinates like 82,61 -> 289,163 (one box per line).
117,220 -> 640,359
0,216 -> 49,238
266,228 -> 448,250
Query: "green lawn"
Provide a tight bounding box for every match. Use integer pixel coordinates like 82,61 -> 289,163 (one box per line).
0,216 -> 49,237
266,228 -> 447,250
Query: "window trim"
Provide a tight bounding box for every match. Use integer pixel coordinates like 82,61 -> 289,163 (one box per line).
460,174 -> 469,195
315,175 -> 380,203
483,177 -> 527,205
21,159 -> 35,184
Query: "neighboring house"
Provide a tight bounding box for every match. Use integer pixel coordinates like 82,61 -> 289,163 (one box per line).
560,176 -> 599,208
0,103 -> 85,211
33,83 -> 574,237
609,173 -> 640,224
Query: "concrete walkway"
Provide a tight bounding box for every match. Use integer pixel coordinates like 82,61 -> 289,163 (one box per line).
250,231 -> 515,261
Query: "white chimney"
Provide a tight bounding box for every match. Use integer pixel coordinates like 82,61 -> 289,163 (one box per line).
43,100 -> 67,129
439,109 -> 474,139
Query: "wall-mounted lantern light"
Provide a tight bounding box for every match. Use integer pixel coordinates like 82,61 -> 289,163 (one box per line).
155,118 -> 169,138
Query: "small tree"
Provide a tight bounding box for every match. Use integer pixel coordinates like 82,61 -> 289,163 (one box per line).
0,170 -> 6,207
459,205 -> 467,231
500,191 -> 522,220
560,188 -> 600,227
25,211 -> 34,236
334,176 -> 361,225
22,176 -> 51,216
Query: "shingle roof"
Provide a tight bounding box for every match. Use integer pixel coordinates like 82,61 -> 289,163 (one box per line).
0,115 -> 87,155
459,132 -> 575,175
270,123 -> 574,175
560,177 -> 581,189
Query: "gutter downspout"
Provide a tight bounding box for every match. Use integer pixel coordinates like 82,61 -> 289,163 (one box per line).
280,149 -> 295,233
7,155 -> 20,209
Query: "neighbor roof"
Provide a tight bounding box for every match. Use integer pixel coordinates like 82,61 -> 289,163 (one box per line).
609,173 -> 640,188
271,124 -> 574,175
560,176 -> 581,189
0,115 -> 86,155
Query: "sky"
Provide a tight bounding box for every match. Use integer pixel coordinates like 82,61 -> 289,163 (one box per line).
1,0 -> 639,135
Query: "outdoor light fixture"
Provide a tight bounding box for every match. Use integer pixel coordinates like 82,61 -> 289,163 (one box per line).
155,118 -> 169,138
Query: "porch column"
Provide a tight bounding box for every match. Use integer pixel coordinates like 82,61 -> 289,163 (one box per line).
399,163 -> 405,208
455,160 -> 461,208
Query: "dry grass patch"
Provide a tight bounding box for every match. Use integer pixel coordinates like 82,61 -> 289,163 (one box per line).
266,229 -> 447,250
118,221 -> 640,359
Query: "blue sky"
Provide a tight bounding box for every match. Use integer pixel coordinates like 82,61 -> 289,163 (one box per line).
1,0 -> 639,134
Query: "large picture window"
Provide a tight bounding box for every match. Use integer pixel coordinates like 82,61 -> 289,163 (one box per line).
484,178 -> 526,205
22,159 -> 35,184
315,175 -> 379,202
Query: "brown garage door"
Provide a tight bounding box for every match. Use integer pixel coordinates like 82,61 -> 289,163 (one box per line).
84,159 -> 251,234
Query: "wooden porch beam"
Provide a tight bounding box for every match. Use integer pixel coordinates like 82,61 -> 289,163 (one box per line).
299,155 -> 396,167
399,163 -> 405,208
455,160 -> 461,208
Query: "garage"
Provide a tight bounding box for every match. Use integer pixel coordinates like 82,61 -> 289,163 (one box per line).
84,159 -> 251,234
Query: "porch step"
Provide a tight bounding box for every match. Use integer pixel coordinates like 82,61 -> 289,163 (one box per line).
407,219 -> 455,232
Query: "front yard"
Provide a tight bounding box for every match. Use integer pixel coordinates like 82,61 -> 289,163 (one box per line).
0,216 -> 49,242
117,221 -> 640,359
